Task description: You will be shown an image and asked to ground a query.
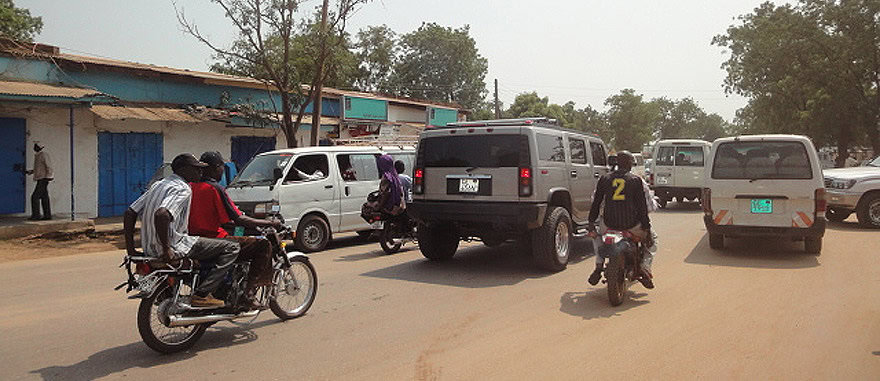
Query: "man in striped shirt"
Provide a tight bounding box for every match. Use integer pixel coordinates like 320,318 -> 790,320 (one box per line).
123,153 -> 240,308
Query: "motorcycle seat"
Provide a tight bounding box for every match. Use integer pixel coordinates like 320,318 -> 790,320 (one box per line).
127,256 -> 200,271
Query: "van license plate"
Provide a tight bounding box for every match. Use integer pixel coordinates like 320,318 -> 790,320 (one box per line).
750,199 -> 773,214
459,178 -> 479,193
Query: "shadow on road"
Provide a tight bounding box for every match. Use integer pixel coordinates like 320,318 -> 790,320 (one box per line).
336,245 -> 417,262
559,289 -> 650,320
29,318 -> 281,381
826,219 -> 877,232
360,238 -> 595,288
325,235 -> 375,251
684,234 -> 820,269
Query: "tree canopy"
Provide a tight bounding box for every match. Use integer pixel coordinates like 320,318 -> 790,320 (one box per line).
0,0 -> 42,42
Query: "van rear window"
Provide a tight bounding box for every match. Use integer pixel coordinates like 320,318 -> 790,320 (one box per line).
712,141 -> 813,180
421,135 -> 523,167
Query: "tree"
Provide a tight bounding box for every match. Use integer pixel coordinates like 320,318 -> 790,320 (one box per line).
177,0 -> 367,147
713,0 -> 880,165
0,0 -> 42,42
353,24 -> 396,93
650,97 -> 729,141
604,89 -> 657,152
388,23 -> 488,110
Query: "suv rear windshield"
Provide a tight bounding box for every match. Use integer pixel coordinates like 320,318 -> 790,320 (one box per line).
712,141 -> 813,180
421,135 -> 523,167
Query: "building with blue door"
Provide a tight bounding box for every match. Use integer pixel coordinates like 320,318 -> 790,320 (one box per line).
0,39 -> 466,218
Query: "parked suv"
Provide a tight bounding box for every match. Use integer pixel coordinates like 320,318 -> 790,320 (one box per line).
407,118 -> 610,271
823,155 -> 880,228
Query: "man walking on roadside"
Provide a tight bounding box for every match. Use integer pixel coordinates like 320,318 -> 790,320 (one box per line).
26,142 -> 53,220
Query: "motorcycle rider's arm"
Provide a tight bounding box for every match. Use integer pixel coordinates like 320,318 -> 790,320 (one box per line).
234,214 -> 283,229
154,207 -> 175,262
123,208 -> 139,256
588,176 -> 608,225
631,177 -> 651,230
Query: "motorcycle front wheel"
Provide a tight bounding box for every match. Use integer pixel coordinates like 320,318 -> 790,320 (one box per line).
606,253 -> 627,306
270,256 -> 318,320
137,286 -> 207,354
379,222 -> 404,254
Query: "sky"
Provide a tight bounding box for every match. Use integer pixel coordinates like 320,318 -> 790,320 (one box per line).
18,0 -> 787,122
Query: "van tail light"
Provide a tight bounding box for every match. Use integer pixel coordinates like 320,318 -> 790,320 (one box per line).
814,188 -> 826,217
649,173 -> 654,186
413,168 -> 424,194
701,188 -> 712,215
519,167 -> 532,197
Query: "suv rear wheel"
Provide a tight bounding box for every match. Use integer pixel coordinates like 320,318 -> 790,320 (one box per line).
532,206 -> 572,272
418,223 -> 459,261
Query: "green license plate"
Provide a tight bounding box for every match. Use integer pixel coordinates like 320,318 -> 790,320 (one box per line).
750,199 -> 773,214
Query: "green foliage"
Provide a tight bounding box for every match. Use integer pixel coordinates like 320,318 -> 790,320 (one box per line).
604,89 -> 657,152
353,25 -> 396,93
0,0 -> 42,42
387,23 -> 488,110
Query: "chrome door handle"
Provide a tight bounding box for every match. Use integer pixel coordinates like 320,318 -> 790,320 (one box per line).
570,170 -> 578,178
594,173 -> 600,178
324,185 -> 333,189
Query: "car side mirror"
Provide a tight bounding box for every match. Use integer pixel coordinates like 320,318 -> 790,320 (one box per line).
607,155 -> 618,167
272,167 -> 283,183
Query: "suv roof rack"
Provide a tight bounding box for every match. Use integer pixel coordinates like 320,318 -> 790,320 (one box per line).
444,117 -> 559,128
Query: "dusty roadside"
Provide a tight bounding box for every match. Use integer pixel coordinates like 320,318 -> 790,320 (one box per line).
0,230 -> 126,263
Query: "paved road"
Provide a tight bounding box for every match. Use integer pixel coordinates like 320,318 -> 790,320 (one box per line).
1,204 -> 878,380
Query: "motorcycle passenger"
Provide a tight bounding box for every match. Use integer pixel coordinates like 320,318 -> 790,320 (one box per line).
188,151 -> 283,309
587,150 -> 655,289
123,153 -> 240,308
376,154 -> 405,216
395,160 -> 412,204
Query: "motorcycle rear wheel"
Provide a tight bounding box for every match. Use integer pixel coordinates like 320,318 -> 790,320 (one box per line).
270,256 -> 318,320
606,254 -> 626,306
137,287 -> 207,354
380,222 -> 404,254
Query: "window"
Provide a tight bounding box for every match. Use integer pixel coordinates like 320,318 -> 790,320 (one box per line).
345,97 -> 352,110
421,135 -> 523,168
656,147 -> 675,166
284,154 -> 329,182
569,138 -> 587,164
536,133 -> 566,162
337,153 -> 379,181
389,152 -> 415,176
674,147 -> 704,167
712,141 -> 813,179
590,142 -> 607,166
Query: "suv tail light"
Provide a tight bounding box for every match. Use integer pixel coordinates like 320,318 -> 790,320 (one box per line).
702,188 -> 712,215
814,188 -> 826,217
519,167 -> 532,197
413,168 -> 424,194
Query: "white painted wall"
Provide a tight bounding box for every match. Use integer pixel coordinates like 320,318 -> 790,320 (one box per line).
0,103 -> 278,218
389,104 -> 427,124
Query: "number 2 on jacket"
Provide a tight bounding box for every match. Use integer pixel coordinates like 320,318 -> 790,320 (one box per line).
612,178 -> 626,201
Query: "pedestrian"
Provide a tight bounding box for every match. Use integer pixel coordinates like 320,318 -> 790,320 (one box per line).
26,142 -> 53,220
845,154 -> 859,168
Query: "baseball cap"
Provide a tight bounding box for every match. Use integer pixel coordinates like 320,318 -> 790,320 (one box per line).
171,153 -> 208,171
199,151 -> 226,167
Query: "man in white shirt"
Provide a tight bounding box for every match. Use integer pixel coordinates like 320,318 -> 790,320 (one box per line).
26,143 -> 53,220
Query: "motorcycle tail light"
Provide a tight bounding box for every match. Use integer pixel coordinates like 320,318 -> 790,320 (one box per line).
136,263 -> 151,275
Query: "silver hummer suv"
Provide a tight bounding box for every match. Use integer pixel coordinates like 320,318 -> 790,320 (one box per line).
407,118 -> 611,271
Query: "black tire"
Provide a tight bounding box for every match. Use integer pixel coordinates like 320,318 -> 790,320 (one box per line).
379,223 -> 404,254
531,206 -> 572,272
804,237 -> 822,255
606,253 -> 626,306
137,287 -> 207,354
708,233 -> 724,250
270,256 -> 318,320
856,193 -> 880,228
658,198 -> 668,209
417,223 -> 459,261
295,215 -> 330,252
826,207 -> 850,223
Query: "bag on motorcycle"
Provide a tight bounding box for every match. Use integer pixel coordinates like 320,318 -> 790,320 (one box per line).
361,190 -> 382,223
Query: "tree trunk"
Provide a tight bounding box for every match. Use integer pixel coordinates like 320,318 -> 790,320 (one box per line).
280,91 -> 297,148
310,0 -> 330,147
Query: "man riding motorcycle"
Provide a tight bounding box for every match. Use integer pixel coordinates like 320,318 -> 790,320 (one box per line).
188,151 -> 283,309
587,150 -> 655,289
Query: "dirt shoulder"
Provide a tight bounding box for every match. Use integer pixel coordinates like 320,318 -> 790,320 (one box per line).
0,230 -> 126,263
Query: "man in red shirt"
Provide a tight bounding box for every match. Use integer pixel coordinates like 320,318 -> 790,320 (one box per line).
189,151 -> 281,308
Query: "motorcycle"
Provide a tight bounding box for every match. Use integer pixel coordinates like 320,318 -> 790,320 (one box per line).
116,225 -> 318,354
362,190 -> 417,254
588,227 -> 648,306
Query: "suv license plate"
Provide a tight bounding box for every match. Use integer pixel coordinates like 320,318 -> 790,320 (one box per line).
750,199 -> 773,214
459,178 -> 479,193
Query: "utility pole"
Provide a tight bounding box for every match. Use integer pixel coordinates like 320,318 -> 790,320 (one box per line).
310,0 -> 330,146
494,78 -> 501,119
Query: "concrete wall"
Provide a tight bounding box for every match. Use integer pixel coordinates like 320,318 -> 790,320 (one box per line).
388,104 -> 427,124
0,102 -> 277,218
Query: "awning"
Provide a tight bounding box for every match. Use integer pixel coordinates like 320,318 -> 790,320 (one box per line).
0,80 -> 106,102
90,105 -> 204,123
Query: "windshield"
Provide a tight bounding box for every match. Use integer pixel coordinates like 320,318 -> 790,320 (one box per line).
868,156 -> 880,167
420,134 -> 524,167
712,141 -> 813,180
230,154 -> 292,186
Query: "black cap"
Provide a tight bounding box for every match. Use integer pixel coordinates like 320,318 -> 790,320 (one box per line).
199,151 -> 225,167
171,153 -> 208,171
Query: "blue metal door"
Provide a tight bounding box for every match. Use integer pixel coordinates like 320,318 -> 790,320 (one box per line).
231,136 -> 276,170
0,118 -> 26,214
98,132 -> 163,216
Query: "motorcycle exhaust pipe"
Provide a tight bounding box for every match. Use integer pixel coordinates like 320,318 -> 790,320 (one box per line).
168,310 -> 260,327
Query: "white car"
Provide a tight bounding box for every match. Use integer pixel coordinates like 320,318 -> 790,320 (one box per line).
823,155 -> 880,228
702,135 -> 826,253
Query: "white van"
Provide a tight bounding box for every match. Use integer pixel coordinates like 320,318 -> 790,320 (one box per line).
650,139 -> 711,207
702,135 -> 826,253
226,145 -> 415,252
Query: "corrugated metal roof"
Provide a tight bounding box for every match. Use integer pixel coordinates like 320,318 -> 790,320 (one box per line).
0,80 -> 100,99
91,105 -> 204,123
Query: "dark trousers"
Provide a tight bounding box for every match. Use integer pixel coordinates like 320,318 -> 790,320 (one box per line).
186,237 -> 240,296
225,236 -> 274,288
30,179 -> 50,219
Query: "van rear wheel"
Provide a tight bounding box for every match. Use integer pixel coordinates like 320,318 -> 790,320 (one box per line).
804,237 -> 822,254
708,233 -> 724,250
